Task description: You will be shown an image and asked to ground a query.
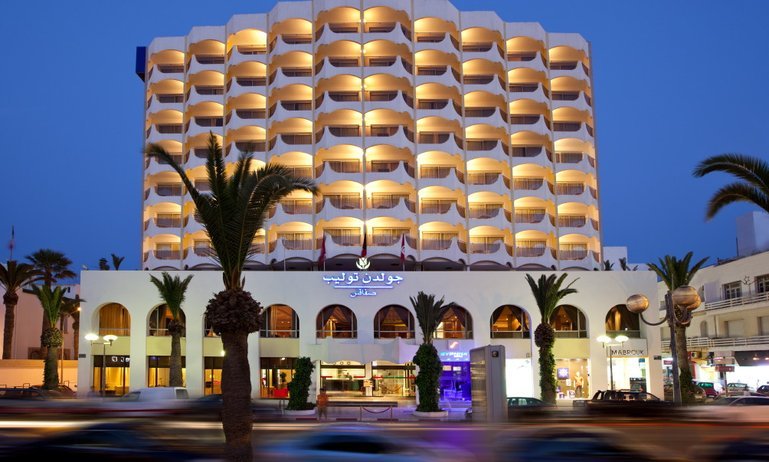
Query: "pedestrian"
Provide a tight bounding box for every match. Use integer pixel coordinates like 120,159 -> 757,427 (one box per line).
317,387 -> 329,421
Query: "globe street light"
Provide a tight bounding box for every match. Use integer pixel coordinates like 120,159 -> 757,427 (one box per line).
597,334 -> 629,390
85,333 -> 118,396
626,286 -> 701,404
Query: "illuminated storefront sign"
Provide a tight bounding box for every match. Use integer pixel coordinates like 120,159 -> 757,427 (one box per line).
439,351 -> 469,362
322,272 -> 404,297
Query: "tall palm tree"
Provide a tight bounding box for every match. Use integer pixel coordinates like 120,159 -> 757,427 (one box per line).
147,131 -> 316,461
409,291 -> 454,412
59,294 -> 83,358
0,260 -> 41,359
32,285 -> 66,390
25,249 -> 75,356
525,273 -> 578,404
693,154 -> 769,219
646,252 -> 708,403
149,272 -> 193,387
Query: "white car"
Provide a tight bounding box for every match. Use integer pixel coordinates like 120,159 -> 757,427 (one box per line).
97,387 -> 190,417
688,395 -> 769,423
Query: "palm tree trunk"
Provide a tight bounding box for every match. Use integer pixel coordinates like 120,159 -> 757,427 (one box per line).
2,298 -> 17,359
220,331 -> 253,462
169,332 -> 183,387
539,341 -> 556,404
39,317 -> 51,358
44,345 -> 59,389
674,322 -> 695,403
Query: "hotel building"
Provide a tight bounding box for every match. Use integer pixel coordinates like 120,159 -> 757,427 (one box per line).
77,0 -> 662,401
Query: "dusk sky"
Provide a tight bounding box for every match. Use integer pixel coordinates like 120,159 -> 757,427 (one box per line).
2,0 -> 767,280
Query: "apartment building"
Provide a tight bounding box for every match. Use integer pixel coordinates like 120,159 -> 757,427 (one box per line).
138,0 -> 600,272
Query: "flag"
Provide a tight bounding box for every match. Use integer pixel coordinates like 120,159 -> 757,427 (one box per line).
400,234 -> 406,266
318,234 -> 326,269
8,226 -> 14,253
360,229 -> 367,258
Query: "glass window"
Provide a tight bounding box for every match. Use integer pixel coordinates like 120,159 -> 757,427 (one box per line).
723,281 -> 742,300
148,305 -> 186,337
490,305 -> 530,338
98,303 -> 131,337
756,275 -> 769,294
436,305 -> 473,339
550,305 -> 588,338
261,305 -> 299,338
374,305 -> 414,339
605,305 -> 640,338
317,305 -> 357,338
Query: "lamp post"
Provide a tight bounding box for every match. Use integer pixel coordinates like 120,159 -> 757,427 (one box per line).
85,333 -> 118,396
626,286 -> 701,404
597,334 -> 629,390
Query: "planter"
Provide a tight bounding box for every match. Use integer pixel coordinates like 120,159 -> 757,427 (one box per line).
413,410 -> 448,419
284,408 -> 316,416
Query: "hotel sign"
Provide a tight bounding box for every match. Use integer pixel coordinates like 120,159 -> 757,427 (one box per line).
609,338 -> 648,357
322,272 -> 404,298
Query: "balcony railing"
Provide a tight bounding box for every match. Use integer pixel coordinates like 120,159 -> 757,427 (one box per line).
703,291 -> 769,311
672,334 -> 769,350
558,215 -> 587,228
507,52 -> 537,62
513,178 -> 544,190
559,249 -> 588,260
515,246 -> 546,257
514,210 -> 546,223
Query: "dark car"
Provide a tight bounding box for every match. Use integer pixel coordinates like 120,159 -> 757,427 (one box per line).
183,393 -> 280,421
584,390 -> 676,417
756,384 -> 769,396
506,396 -> 555,418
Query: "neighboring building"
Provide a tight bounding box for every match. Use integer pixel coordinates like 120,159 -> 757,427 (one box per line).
77,0 -> 663,402
659,212 -> 769,391
138,0 -> 601,272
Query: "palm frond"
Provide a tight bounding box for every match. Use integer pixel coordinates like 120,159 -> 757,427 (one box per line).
646,251 -> 709,290
693,154 -> 769,219
525,273 -> 579,320
32,285 -> 66,326
149,272 -> 193,321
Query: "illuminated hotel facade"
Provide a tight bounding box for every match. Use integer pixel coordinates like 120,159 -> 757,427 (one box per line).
77,0 -> 663,402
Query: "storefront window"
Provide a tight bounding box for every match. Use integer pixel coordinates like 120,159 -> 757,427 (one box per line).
204,356 -> 223,395
147,356 -> 186,388
148,305 -> 186,337
554,358 -> 589,399
550,305 -> 587,338
374,305 -> 414,339
490,305 -> 530,338
608,356 -> 648,391
320,361 -> 365,394
261,304 -> 299,338
372,361 -> 415,397
440,362 -> 471,401
436,305 -> 473,339
93,355 -> 130,396
317,305 -> 357,338
260,357 -> 295,398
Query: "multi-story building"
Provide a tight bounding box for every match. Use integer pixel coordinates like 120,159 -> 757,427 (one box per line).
76,0 -> 661,402
138,0 -> 601,272
661,212 -> 769,391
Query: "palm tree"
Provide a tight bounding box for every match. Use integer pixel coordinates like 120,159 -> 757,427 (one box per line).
59,295 -> 82,357
111,254 -> 125,270
693,153 -> 769,219
409,291 -> 453,412
147,131 -> 316,461
525,273 -> 578,404
25,249 -> 76,357
0,260 -> 40,359
149,272 -> 193,387
31,285 -> 66,390
646,252 -> 708,403
98,258 -> 109,270
619,257 -> 638,271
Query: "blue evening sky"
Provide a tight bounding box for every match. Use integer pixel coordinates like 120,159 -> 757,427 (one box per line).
1,0 -> 767,279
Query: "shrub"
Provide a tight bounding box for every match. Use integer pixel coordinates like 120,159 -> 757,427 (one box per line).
286,356 -> 315,411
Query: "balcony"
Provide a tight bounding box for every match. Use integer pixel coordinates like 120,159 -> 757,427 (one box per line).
363,89 -> 414,112
419,166 -> 464,190
507,82 -> 550,104
555,152 -> 595,172
468,240 -> 512,267
315,160 -> 362,184
416,132 -> 460,154
188,54 -> 225,75
415,66 -> 461,87
464,139 -> 509,161
365,125 -> 414,149
553,122 -> 594,142
363,56 -> 413,79
317,197 -> 364,221
366,161 -> 415,184
146,124 -> 183,143
515,245 -> 557,269
416,99 -> 462,122
414,33 -> 460,55
702,291 -> 769,312
364,22 -> 412,46
144,184 -> 183,203
269,133 -> 313,155
419,201 -> 464,224
462,42 -> 505,63
227,76 -> 267,98
465,107 -> 508,128
558,249 -> 599,270
186,116 -> 224,138
556,183 -> 596,204
514,211 -> 554,233
147,93 -> 183,113
268,199 -> 317,223
143,250 -> 184,270
467,207 -> 509,229
269,34 -> 312,56
268,67 -> 313,87
367,197 -> 416,219
509,114 -> 551,136
148,64 -> 184,84
462,74 -> 506,97
269,100 -> 312,121
420,236 -> 466,262
227,45 -> 268,66
466,173 -> 509,195
552,91 -> 592,112
506,52 -> 548,73
550,60 -> 590,81
511,146 -> 552,168
186,85 -> 224,106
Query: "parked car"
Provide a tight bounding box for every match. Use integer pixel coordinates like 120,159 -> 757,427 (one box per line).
756,384 -> 769,396
724,382 -> 754,396
98,386 -> 190,417
696,381 -> 720,398
506,396 -> 556,419
687,395 -> 769,423
584,390 -> 676,417
692,385 -> 707,403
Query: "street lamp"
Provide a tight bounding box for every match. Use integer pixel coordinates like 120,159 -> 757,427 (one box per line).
626,286 -> 701,404
85,333 -> 118,396
597,334 -> 629,390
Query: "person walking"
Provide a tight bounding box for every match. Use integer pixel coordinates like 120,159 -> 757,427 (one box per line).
317,388 -> 329,421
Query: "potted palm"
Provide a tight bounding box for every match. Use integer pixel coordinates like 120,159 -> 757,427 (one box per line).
410,291 -> 453,418
284,357 -> 316,416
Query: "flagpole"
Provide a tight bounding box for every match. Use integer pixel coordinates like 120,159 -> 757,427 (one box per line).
8,225 -> 14,261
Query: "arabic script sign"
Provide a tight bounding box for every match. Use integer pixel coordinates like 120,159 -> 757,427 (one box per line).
322,272 -> 404,298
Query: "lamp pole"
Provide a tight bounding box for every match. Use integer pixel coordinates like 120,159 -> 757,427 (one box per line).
85,333 -> 117,397
597,334 -> 629,391
627,287 -> 701,405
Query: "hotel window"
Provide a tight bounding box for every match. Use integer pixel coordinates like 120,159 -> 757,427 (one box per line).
277,232 -> 313,250
98,303 -> 131,337
372,228 -> 408,246
756,275 -> 769,294
326,228 -> 361,246
261,305 -> 299,338
723,281 -> 742,300
421,232 -> 458,250
374,305 -> 415,339
148,305 -> 186,337
317,305 -> 357,339
550,305 -> 588,338
436,305 -> 473,339
490,305 -> 530,339
725,319 -> 744,337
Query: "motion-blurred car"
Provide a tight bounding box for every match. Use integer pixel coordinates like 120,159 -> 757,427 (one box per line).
687,395 -> 769,423
756,384 -> 769,396
692,385 -> 707,403
494,425 -> 678,461
0,420 -> 223,460
259,424 -> 473,461
724,382 -> 754,396
689,434 -> 769,462
183,393 -> 280,421
584,390 -> 676,417
98,386 -> 191,417
696,381 -> 720,399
